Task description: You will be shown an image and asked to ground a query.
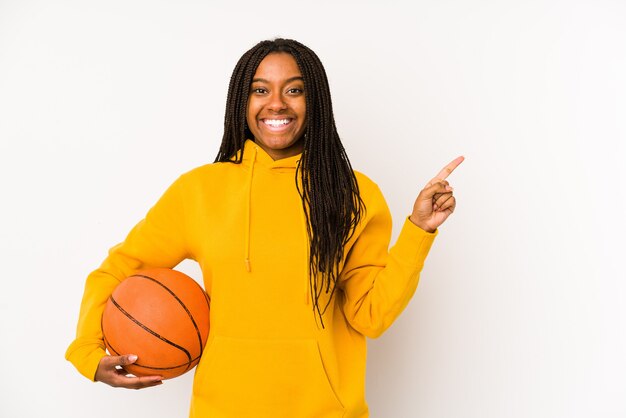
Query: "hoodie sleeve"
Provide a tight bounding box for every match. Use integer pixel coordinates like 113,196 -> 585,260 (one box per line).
65,175 -> 191,381
339,180 -> 437,339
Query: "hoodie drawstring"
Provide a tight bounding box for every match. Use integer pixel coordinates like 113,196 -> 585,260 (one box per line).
297,174 -> 311,306
242,143 -> 308,309
244,146 -> 257,273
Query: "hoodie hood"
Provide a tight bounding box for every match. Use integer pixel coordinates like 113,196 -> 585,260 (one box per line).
236,139 -> 302,170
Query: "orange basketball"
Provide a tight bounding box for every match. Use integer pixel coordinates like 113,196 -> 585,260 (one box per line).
102,268 -> 210,379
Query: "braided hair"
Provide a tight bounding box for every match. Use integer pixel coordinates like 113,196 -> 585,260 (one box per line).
215,38 -> 364,327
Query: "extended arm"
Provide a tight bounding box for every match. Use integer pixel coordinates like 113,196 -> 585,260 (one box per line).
340,157 -> 463,337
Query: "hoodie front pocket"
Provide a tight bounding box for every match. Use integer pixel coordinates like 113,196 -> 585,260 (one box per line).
193,335 -> 345,418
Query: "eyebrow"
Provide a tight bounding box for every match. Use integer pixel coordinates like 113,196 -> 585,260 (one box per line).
251,76 -> 304,84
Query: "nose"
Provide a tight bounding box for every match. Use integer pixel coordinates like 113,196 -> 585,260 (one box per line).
267,92 -> 287,112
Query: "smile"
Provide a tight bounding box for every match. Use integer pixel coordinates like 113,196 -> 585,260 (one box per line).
262,118 -> 292,127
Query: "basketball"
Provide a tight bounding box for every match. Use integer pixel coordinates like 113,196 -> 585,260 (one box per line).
102,268 -> 210,380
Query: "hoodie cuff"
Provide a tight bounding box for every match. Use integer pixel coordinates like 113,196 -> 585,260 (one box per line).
65,339 -> 107,382
390,217 -> 438,265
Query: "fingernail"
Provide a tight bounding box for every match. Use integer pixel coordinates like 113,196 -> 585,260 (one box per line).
128,355 -> 138,362
446,185 -> 454,191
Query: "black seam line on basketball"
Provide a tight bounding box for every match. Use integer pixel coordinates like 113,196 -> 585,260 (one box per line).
102,318 -> 121,356
103,334 -> 120,356
126,355 -> 202,370
103,335 -> 121,357
131,273 -> 205,367
191,278 -> 211,306
105,333 -> 198,371
109,295 -> 193,368
104,325 -> 197,373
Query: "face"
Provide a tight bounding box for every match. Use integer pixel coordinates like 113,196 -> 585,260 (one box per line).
246,53 -> 307,160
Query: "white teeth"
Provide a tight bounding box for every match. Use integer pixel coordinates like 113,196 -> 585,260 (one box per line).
264,119 -> 290,126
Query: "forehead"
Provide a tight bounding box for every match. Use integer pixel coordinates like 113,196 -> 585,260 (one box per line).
253,53 -> 302,81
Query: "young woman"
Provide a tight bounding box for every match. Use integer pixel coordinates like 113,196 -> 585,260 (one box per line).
66,38 -> 463,418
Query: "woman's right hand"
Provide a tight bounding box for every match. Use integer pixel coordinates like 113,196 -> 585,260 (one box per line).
95,354 -> 163,389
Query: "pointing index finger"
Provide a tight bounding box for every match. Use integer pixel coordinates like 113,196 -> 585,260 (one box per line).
432,156 -> 465,181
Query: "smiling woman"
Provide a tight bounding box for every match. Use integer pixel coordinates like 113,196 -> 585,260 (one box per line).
65,38 -> 462,418
246,53 -> 307,160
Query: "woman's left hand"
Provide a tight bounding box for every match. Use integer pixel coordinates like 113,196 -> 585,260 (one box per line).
409,156 -> 464,233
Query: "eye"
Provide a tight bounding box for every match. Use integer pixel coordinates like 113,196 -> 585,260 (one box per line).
287,87 -> 304,95
251,87 -> 267,94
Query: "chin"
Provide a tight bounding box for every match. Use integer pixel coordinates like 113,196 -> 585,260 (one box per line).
261,136 -> 301,149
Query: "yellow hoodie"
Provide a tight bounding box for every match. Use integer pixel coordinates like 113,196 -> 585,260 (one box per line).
66,140 -> 437,417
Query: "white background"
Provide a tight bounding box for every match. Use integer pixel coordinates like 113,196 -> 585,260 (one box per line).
1,0 -> 625,417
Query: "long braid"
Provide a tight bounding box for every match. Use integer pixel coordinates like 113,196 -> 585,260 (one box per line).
216,39 -> 364,327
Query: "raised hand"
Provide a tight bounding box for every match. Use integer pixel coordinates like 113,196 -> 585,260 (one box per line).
409,156 -> 464,233
95,354 -> 163,389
